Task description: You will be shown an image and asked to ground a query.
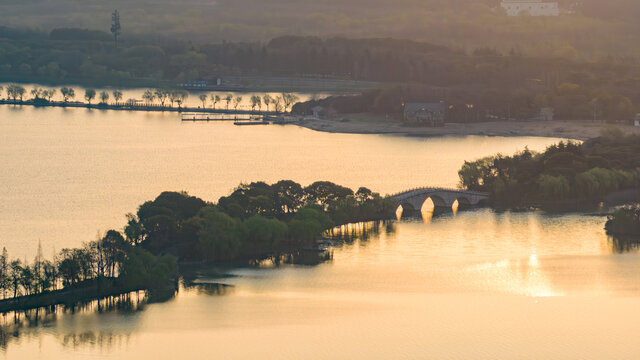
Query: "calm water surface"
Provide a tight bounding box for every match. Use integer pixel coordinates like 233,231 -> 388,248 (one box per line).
1,106 -> 639,359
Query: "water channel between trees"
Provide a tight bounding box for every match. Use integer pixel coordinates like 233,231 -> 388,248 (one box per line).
1,105 -> 639,359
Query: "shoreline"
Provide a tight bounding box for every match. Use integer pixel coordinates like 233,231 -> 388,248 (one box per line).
296,115 -> 640,140
0,99 -> 280,116
4,100 -> 639,141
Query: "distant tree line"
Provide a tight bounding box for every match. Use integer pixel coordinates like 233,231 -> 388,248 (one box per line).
0,27 -> 639,119
293,80 -> 638,122
458,130 -> 640,208
0,180 -> 396,301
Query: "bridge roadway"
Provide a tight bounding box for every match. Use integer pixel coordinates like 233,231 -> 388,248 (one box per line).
391,187 -> 489,212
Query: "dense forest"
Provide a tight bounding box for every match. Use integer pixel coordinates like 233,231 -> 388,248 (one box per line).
0,181 -> 396,301
1,26 -> 639,121
1,0 -> 640,59
458,130 -> 640,208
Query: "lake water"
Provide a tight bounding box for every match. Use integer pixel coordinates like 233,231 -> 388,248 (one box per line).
2,105 -> 640,359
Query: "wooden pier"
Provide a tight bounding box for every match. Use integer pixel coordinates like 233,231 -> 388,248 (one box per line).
180,113 -> 257,122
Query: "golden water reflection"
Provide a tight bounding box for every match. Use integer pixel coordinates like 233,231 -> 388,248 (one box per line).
421,198 -> 435,223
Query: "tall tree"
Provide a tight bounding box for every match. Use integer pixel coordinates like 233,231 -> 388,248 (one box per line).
211,94 -> 220,109
85,88 -> 96,104
199,94 -> 207,108
282,93 -> 299,112
0,248 -> 7,299
225,94 -> 233,109
60,87 -> 75,102
111,10 -> 121,48
263,94 -> 272,111
142,89 -> 155,105
233,96 -> 242,110
154,89 -> 169,107
113,90 -> 123,105
44,89 -> 56,102
100,91 -> 110,104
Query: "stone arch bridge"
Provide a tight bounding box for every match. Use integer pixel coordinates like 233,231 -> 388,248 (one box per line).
391,187 -> 489,213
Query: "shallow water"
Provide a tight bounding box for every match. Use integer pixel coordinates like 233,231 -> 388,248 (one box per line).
1,106 -> 639,359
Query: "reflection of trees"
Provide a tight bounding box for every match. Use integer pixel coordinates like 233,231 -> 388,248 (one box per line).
608,235 -> 640,254
60,330 -> 132,350
0,292 -> 146,352
328,220 -> 395,243
183,282 -> 234,296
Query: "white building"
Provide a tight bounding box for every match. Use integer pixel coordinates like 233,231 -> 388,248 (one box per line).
501,0 -> 560,16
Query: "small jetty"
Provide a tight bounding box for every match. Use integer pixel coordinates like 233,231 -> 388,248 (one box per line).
181,113 -> 255,122
178,112 -> 301,126
233,119 -> 270,126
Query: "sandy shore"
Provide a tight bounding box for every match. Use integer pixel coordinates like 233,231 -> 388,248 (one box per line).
297,114 -> 640,140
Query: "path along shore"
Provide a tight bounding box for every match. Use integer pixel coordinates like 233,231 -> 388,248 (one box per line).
0,99 -> 279,116
296,114 -> 640,141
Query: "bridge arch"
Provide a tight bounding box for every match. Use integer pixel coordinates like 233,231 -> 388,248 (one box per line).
391,187 -> 489,218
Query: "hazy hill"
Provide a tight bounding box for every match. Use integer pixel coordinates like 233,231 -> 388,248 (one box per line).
0,0 -> 638,59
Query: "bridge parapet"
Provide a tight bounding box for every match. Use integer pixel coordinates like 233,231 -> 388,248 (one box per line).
391,187 -> 489,211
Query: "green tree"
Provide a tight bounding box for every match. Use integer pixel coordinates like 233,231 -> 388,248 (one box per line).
60,87 -> 75,102
243,215 -> 287,255
274,96 -> 283,112
250,95 -> 261,111
142,89 -> 155,105
282,93 -> 299,112
271,180 -> 305,215
199,94 -> 207,108
154,89 -> 169,107
211,94 -> 220,109
113,90 -> 123,105
30,87 -> 43,100
9,260 -> 23,298
84,88 -> 96,104
43,89 -> 56,102
233,96 -> 242,110
224,94 -> 233,109
194,206 -> 244,261
6,84 -> 26,101
304,181 -> 354,208
99,90 -> 110,104
263,94 -> 272,111
0,248 -> 8,298
537,174 -> 570,199
100,230 -> 129,278
119,248 -> 177,289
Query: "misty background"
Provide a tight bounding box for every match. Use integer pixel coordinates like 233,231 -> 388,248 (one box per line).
1,0 -> 639,59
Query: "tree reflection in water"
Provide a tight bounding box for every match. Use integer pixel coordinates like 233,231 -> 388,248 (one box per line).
328,220 -> 396,244
608,235 -> 640,254
0,291 -> 147,351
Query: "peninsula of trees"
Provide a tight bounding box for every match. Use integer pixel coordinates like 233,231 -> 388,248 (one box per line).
0,181 -> 396,310
458,131 -> 640,209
